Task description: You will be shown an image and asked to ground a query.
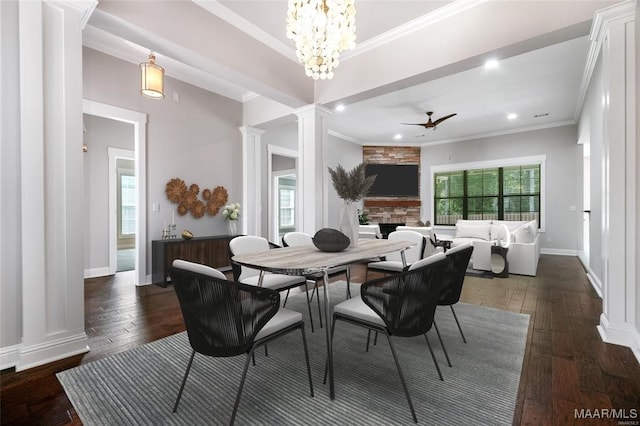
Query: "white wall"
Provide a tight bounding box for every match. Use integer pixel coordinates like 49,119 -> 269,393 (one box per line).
579,51 -> 605,284
83,48 -> 243,279
83,115 -> 134,274
421,125 -> 581,253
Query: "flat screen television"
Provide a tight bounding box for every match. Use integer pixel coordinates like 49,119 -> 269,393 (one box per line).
365,164 -> 419,197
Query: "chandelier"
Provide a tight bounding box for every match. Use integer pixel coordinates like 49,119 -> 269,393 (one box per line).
286,0 -> 356,80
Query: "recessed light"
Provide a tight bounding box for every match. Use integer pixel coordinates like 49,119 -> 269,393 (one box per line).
484,59 -> 499,69
393,134 -> 402,140
335,104 -> 345,112
507,113 -> 518,120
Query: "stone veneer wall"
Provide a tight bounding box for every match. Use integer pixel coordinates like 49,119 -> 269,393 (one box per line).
363,146 -> 422,225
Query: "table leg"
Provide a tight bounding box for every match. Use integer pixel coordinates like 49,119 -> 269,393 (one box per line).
400,250 -> 407,269
257,271 -> 265,287
323,269 -> 335,399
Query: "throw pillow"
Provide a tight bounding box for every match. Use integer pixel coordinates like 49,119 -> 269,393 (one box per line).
513,225 -> 535,243
455,223 -> 491,240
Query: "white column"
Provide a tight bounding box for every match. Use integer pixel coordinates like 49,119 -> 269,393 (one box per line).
239,126 -> 266,237
593,1 -> 638,359
16,0 -> 90,371
294,105 -> 332,234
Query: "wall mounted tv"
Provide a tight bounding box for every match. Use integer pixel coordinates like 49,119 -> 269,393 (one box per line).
365,164 -> 419,197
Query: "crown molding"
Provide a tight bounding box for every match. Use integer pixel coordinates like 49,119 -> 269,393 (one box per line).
341,0 -> 489,61
45,0 -> 98,28
574,0 -> 636,119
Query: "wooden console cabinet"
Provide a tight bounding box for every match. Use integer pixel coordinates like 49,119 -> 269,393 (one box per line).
152,235 -> 234,286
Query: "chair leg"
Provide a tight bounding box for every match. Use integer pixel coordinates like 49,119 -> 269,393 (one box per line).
299,325 -> 315,397
345,266 -> 351,299
303,281 -> 315,333
315,281 -> 323,329
172,349 -> 196,413
230,349 -> 255,425
385,332 -> 418,423
365,329 -> 371,352
450,305 -> 467,343
433,320 -> 452,368
424,334 -> 444,381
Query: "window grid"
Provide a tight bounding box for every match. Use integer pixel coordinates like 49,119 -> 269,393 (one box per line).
434,164 -> 540,227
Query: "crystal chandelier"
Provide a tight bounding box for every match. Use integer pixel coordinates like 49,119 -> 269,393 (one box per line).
286,0 -> 356,80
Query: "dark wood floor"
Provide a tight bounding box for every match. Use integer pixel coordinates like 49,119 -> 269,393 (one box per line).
2,255 -> 639,425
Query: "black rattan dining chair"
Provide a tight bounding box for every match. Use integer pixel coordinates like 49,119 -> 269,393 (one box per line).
438,242 -> 474,343
170,260 -> 314,425
329,252 -> 448,423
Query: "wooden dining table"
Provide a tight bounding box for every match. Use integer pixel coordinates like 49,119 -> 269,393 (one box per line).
231,237 -> 415,400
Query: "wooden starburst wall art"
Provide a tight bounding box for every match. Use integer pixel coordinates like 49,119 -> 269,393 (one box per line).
165,178 -> 228,219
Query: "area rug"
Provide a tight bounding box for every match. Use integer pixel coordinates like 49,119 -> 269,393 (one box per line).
57,282 -> 529,425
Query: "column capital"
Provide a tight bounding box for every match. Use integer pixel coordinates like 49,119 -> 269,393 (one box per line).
293,104 -> 333,119
238,125 -> 266,137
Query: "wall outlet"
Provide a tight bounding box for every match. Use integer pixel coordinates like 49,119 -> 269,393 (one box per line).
152,203 -> 160,212
546,237 -> 552,243
569,205 -> 577,211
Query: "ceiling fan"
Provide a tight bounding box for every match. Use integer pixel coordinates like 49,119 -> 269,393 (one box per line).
401,111 -> 457,129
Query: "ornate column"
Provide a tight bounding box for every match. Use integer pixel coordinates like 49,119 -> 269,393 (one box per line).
239,126 -> 266,237
592,1 -> 638,359
15,0 -> 91,370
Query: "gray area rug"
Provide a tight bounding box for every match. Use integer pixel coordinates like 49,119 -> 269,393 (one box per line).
57,281 -> 529,425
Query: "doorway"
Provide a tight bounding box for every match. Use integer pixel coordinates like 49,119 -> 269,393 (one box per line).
273,172 -> 297,241
110,149 -> 136,272
267,145 -> 298,243
83,100 -> 148,285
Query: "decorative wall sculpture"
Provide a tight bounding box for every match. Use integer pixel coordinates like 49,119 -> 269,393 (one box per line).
165,178 -> 228,219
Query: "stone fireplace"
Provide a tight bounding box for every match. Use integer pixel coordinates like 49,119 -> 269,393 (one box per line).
362,146 -> 422,226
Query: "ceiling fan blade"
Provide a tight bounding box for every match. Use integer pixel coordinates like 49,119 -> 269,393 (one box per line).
433,113 -> 457,126
401,123 -> 427,126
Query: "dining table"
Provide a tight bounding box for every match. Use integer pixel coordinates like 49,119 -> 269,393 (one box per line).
231,237 -> 415,400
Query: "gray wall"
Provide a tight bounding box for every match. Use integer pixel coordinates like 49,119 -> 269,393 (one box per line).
421,125 -> 582,252
83,114 -> 134,274
325,133 -> 364,230
1,0 -> 22,350
83,47 -> 243,278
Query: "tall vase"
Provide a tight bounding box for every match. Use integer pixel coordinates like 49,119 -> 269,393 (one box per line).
339,202 -> 359,248
228,220 -> 237,236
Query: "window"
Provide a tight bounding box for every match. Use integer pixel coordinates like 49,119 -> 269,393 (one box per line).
434,164 -> 541,226
279,187 -> 295,228
120,174 -> 136,236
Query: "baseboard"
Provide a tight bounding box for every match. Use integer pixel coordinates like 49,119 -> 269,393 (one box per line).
540,248 -> 578,256
84,267 -> 112,279
597,313 -> 640,364
586,270 -> 603,298
15,332 -> 89,372
0,344 -> 21,370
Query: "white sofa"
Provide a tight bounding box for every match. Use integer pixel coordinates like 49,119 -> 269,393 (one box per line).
450,219 -> 540,276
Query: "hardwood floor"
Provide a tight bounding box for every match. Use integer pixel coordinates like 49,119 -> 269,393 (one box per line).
2,255 -> 639,425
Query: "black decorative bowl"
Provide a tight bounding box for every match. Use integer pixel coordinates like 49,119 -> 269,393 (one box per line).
312,228 -> 351,252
